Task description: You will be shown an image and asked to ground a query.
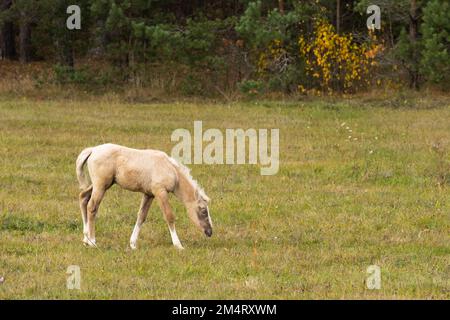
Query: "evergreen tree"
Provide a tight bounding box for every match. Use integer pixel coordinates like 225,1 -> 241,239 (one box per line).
421,0 -> 450,86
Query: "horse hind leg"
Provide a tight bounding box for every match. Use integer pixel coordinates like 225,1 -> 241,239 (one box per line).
86,186 -> 106,247
79,185 -> 93,245
130,194 -> 154,250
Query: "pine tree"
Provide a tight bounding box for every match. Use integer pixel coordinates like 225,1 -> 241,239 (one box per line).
421,0 -> 450,86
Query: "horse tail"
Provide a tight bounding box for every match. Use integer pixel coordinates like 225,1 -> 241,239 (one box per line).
76,147 -> 93,190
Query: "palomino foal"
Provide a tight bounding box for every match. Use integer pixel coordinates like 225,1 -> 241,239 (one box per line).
76,143 -> 212,250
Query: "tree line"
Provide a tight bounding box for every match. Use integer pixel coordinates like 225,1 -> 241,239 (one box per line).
0,0 -> 448,95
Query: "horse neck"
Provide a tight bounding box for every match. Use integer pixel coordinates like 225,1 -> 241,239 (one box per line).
175,171 -> 197,205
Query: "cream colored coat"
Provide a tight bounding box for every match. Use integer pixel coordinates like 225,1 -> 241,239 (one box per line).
76,144 -> 212,249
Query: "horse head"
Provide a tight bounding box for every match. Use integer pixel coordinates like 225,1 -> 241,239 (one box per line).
188,189 -> 212,237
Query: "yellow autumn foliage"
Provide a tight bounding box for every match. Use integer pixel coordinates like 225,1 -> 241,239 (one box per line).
257,39 -> 287,75
298,20 -> 383,92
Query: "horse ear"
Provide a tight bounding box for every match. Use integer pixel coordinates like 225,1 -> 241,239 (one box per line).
196,189 -> 210,202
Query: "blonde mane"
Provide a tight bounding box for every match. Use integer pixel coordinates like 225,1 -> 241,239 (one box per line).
168,157 -> 208,200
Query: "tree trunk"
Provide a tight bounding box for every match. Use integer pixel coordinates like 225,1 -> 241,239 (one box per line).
61,39 -> 74,68
409,0 -> 419,90
19,20 -> 31,63
55,34 -> 74,68
336,0 -> 341,34
0,0 -> 16,60
278,0 -> 284,14
409,0 -> 418,40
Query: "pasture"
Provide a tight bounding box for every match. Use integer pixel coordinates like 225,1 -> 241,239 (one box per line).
0,96 -> 449,299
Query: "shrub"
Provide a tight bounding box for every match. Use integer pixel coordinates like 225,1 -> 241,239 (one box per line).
238,79 -> 264,97
298,20 -> 383,93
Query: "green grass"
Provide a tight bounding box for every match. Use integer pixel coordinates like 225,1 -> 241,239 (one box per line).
0,96 -> 449,299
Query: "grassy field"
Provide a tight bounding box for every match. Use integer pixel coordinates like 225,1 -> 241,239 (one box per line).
0,95 -> 449,299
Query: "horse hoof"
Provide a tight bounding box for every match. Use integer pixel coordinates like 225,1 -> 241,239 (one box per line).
175,245 -> 185,250
130,243 -> 137,250
83,238 -> 97,247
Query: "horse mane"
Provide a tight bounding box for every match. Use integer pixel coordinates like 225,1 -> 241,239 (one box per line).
168,156 -> 207,200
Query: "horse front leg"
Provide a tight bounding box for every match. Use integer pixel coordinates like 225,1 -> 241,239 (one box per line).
130,194 -> 154,250
86,187 -> 105,247
155,190 -> 184,250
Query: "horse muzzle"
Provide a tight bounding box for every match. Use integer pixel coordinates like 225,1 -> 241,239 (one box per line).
204,228 -> 212,237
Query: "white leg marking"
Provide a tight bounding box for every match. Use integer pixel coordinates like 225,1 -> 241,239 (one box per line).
130,224 -> 140,250
84,221 -> 96,247
83,223 -> 88,242
169,225 -> 184,250
129,195 -> 153,250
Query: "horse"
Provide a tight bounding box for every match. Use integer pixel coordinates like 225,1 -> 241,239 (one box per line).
75,143 -> 212,250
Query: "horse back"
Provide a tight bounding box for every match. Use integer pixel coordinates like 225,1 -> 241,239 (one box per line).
88,144 -> 178,194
